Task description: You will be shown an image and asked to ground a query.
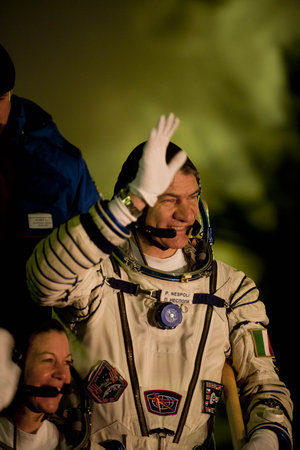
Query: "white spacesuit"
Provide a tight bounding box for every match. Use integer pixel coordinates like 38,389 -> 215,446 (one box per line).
27,114 -> 293,449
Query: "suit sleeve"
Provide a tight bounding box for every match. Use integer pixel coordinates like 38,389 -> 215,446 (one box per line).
220,262 -> 293,448
26,200 -> 130,312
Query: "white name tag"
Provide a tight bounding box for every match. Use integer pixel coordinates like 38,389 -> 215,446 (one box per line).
160,289 -> 193,305
28,213 -> 53,229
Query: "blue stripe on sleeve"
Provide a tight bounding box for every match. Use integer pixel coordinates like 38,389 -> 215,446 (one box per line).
229,276 -> 246,305
231,286 -> 257,308
80,213 -> 116,255
56,225 -> 91,270
65,221 -> 99,265
41,240 -> 76,282
101,200 -> 131,235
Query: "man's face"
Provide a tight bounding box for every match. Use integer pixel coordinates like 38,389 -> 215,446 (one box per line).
23,331 -> 72,414
143,170 -> 200,257
0,91 -> 11,135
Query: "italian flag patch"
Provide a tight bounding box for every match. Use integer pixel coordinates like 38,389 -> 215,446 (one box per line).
250,328 -> 274,357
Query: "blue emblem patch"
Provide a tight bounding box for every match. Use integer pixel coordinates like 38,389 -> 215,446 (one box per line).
87,360 -> 127,403
144,390 -> 182,416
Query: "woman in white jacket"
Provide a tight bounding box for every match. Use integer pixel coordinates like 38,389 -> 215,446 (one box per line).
0,320 -> 72,450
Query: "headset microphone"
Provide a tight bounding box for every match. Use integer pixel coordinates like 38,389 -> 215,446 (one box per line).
133,223 -> 176,239
24,384 -> 71,397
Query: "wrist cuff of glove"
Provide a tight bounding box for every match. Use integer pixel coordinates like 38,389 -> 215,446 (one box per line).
109,187 -> 142,226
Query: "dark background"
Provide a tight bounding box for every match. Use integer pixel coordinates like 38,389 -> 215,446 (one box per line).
1,0 -> 299,447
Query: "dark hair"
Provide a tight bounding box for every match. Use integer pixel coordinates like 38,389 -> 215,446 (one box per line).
28,318 -> 66,337
28,318 -> 66,342
14,319 -> 67,367
113,141 -> 200,196
0,44 -> 15,95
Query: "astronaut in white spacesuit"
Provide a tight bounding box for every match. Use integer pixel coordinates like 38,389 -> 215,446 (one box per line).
26,114 -> 293,449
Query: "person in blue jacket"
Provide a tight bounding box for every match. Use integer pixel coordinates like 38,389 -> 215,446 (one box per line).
0,43 -> 100,339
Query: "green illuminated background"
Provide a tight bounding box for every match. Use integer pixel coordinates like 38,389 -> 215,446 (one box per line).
1,0 -> 299,446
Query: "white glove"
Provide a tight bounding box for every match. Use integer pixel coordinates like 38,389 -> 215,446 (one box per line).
242,429 -> 279,450
0,328 -> 21,411
129,113 -> 187,206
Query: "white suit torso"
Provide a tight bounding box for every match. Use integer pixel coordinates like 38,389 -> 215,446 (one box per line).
60,249 -> 257,449
27,202 -> 293,449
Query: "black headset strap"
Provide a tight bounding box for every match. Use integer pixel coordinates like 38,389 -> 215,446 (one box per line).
198,198 -> 213,245
173,260 -> 217,444
110,256 -> 149,437
13,416 -> 17,450
209,259 -> 218,295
